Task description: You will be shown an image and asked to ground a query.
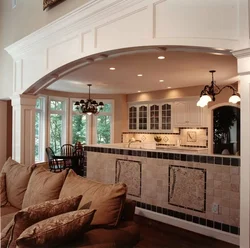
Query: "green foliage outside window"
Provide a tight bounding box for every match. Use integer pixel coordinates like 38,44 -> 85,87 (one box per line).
97,115 -> 111,144
72,115 -> 87,144
50,100 -> 63,111
35,112 -> 40,161
50,114 -> 63,154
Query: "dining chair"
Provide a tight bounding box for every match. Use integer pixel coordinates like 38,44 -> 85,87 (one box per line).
61,144 -> 74,156
45,147 -> 65,172
61,144 -> 75,168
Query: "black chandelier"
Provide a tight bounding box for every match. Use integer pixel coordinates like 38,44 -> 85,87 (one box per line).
74,84 -> 104,115
197,70 -> 241,107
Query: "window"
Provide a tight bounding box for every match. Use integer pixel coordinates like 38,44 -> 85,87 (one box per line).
71,101 -> 88,145
35,97 -> 46,162
49,98 -> 67,155
94,101 -> 114,144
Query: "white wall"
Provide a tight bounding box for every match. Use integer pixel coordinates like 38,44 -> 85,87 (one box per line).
0,101 -> 7,168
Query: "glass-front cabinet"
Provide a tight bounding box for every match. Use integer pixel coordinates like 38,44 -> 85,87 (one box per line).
129,106 -> 137,130
128,102 -> 172,131
138,105 -> 148,130
161,103 -> 172,130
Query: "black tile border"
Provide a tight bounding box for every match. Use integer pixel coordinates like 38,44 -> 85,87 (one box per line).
134,200 -> 240,235
84,146 -> 240,167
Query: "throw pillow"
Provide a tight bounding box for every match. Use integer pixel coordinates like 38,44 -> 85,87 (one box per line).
7,195 -> 82,248
1,157 -> 36,209
0,173 -> 8,207
16,209 -> 96,248
60,169 -> 127,227
22,166 -> 67,209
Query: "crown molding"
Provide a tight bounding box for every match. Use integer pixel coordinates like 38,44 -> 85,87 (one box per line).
232,47 -> 250,58
5,0 -> 145,59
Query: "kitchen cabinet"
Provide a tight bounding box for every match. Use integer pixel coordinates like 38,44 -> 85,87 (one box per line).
174,100 -> 208,127
128,104 -> 148,130
128,102 -> 172,131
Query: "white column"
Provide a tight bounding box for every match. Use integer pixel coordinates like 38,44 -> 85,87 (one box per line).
233,49 -> 250,248
11,94 -> 37,165
0,101 -> 7,167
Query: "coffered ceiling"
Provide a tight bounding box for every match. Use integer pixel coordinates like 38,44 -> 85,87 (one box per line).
48,50 -> 238,94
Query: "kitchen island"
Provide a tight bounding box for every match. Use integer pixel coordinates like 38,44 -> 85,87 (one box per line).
84,143 -> 240,244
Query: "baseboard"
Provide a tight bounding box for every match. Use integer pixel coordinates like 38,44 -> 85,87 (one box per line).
135,207 -> 239,246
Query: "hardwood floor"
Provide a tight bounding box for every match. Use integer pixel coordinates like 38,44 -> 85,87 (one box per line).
134,215 -> 239,248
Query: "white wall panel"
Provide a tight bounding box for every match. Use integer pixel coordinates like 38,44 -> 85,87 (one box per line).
22,49 -> 45,91
47,35 -> 81,70
96,7 -> 149,49
155,0 -> 238,41
81,31 -> 93,54
14,60 -> 23,93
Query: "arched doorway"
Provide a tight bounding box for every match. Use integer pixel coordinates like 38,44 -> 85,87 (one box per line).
213,105 -> 240,155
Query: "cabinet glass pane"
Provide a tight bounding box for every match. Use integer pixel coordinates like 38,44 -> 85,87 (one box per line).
150,105 -> 159,130
129,106 -> 137,130
139,106 -> 147,130
162,104 -> 171,130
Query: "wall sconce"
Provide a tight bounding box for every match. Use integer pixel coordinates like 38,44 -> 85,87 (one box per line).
197,70 -> 240,107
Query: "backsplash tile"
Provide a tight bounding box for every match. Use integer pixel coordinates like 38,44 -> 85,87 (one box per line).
122,127 -> 208,148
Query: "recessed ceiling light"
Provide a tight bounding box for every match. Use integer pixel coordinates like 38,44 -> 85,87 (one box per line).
159,79 -> 164,83
137,74 -> 143,77
158,56 -> 165,60
109,67 -> 116,70
138,90 -> 141,93
167,87 -> 171,89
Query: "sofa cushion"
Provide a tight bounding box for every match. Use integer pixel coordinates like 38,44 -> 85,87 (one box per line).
22,166 -> 67,209
1,157 -> 35,209
59,169 -> 127,227
16,209 -> 96,248
0,173 -> 8,207
8,195 -> 83,248
1,212 -> 16,231
1,218 -> 14,248
0,205 -> 19,217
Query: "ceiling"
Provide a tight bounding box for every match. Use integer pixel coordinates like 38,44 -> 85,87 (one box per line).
48,50 -> 238,94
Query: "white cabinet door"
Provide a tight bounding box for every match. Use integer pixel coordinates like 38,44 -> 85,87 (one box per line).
187,100 -> 202,126
174,101 -> 187,126
174,100 -> 205,127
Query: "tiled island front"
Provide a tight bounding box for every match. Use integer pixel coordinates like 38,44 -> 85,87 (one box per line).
84,145 -> 240,244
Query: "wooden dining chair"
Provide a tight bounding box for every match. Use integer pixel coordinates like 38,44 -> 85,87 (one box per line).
61,144 -> 75,168
61,144 -> 74,156
45,147 -> 65,172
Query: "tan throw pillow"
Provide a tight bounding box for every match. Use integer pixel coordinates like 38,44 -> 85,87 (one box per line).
16,209 -> 96,248
1,219 -> 14,248
22,166 -> 67,209
0,173 -> 8,207
1,157 -> 36,209
60,169 -> 127,227
7,195 -> 82,248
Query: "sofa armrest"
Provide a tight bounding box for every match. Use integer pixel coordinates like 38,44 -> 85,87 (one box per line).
121,199 -> 136,221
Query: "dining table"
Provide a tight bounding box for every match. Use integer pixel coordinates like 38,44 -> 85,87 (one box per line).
53,153 -> 85,176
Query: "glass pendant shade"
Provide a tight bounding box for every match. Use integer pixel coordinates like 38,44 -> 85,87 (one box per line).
229,94 -> 241,104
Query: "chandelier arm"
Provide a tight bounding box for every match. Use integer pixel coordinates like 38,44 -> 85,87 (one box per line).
200,85 -> 210,97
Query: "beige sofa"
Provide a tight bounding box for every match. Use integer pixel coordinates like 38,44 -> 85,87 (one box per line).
0,158 -> 140,248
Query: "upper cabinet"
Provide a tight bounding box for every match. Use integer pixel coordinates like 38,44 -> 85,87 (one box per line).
128,102 -> 172,132
128,99 -> 207,132
173,100 -> 208,127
